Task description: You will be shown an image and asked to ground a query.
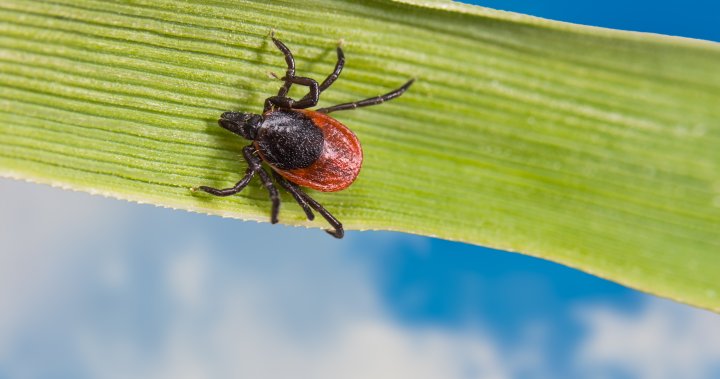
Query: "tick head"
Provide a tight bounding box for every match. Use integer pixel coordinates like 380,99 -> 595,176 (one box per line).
218,112 -> 262,140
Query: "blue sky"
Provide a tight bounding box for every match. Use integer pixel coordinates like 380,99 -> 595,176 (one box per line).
1,1 -> 720,379
475,0 -> 720,42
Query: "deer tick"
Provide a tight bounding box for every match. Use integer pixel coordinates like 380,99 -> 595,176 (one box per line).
195,35 -> 413,238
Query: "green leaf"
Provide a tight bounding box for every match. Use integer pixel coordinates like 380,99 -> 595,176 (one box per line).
1,0 -> 719,311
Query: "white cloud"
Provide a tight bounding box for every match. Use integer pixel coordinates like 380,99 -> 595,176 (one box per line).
575,298 -> 720,379
174,284 -> 509,379
0,179 -> 512,379
7,178 -> 720,379
0,179 -> 129,358
166,244 -> 210,309
73,242 -> 511,379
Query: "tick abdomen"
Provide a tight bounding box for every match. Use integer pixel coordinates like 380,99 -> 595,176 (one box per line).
255,110 -> 324,170
271,109 -> 363,193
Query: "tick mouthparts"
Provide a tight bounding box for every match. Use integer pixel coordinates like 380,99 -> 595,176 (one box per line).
220,111 -> 240,120
221,111 -> 256,122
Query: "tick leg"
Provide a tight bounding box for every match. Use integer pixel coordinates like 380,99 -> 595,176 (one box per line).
317,78 -> 414,114
271,36 -> 295,98
256,167 -> 280,224
299,191 -> 344,238
287,76 -> 319,109
197,145 -> 280,224
263,76 -> 320,111
282,185 -> 343,239
319,45 -> 345,92
269,172 -> 342,237
196,145 -> 261,196
295,45 -> 344,106
264,96 -> 293,112
197,168 -> 254,196
272,171 -> 315,221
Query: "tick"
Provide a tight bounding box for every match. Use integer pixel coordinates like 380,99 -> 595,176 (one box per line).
195,35 -> 414,238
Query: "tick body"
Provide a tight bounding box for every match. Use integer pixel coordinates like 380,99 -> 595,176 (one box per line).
256,109 -> 363,192
196,35 -> 413,238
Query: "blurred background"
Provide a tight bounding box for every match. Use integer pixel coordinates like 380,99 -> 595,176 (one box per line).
2,1 -> 720,378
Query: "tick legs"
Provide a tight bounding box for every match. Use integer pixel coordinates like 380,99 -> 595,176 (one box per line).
196,145 -> 261,196
196,166 -> 254,197
286,76 -> 319,108
317,78 -> 414,114
271,35 -> 318,108
297,44 -> 344,104
269,36 -> 344,112
272,171 -> 314,221
271,36 -> 295,98
196,145 -> 280,224
256,166 -> 280,224
263,76 -> 320,112
273,173 -> 344,239
196,145 -> 342,237
298,190 -> 344,239
270,35 -> 412,115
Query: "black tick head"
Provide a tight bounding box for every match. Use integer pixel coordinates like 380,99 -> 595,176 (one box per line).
218,112 -> 263,140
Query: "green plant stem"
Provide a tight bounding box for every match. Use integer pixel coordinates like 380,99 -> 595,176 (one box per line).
0,0 -> 719,311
